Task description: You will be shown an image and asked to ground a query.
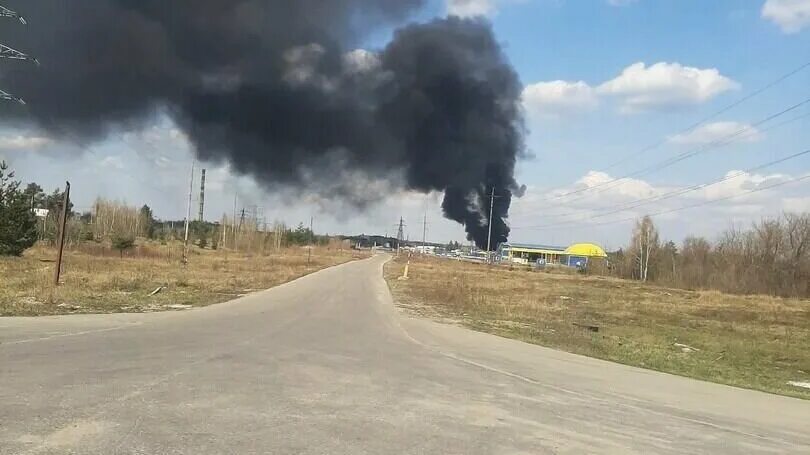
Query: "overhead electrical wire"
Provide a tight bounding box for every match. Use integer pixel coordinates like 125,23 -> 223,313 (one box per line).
512,148 -> 810,230
543,96 -> 810,206
527,109 -> 810,221
512,164 -> 810,232
544,60 -> 810,201
598,60 -> 810,173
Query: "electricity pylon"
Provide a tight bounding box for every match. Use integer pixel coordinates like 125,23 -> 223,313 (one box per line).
0,5 -> 25,24
0,43 -> 37,64
0,4 -> 34,105
0,87 -> 23,104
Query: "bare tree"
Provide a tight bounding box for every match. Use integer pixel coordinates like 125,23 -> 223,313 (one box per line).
610,212 -> 809,298
680,236 -> 711,288
630,216 -> 659,282
783,213 -> 810,296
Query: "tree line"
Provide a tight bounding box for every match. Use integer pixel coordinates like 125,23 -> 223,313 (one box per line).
609,213 -> 810,298
0,161 -> 340,258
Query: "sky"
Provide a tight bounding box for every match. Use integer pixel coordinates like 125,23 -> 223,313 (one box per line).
1,0 -> 809,249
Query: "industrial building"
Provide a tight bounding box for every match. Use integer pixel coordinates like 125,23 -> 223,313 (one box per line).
498,242 -> 608,268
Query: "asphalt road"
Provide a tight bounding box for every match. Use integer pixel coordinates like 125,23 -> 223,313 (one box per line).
1,254 -> 808,454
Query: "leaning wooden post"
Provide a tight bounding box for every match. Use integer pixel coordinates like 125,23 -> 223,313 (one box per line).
53,181 -> 71,286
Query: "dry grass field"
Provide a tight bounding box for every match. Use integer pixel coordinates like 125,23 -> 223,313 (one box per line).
1,242 -> 367,317
385,255 -> 810,399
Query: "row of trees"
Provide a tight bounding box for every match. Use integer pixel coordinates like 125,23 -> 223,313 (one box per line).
0,162 -> 339,258
611,213 -> 810,298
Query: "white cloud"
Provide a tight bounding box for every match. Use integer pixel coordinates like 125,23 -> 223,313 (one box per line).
508,169 -> 810,245
524,62 -> 739,119
762,0 -> 810,33
446,0 -> 496,17
701,170 -> 788,200
597,62 -> 739,112
0,134 -> 51,151
522,80 -> 598,117
667,122 -> 764,145
342,49 -> 380,74
566,171 -> 659,201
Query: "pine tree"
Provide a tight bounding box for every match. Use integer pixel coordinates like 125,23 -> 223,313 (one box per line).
139,204 -> 155,238
0,161 -> 38,256
111,234 -> 135,258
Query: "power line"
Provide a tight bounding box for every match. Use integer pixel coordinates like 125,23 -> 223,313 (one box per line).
546,96 -> 810,203
512,148 -> 810,230
514,171 -> 810,232
526,109 -> 810,221
599,59 -> 810,173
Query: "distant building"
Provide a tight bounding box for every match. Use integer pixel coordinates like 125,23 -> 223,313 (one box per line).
344,235 -> 398,249
413,245 -> 436,254
498,242 -> 607,268
563,243 -> 608,268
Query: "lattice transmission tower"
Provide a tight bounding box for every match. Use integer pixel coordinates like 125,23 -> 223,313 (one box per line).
0,5 -> 36,104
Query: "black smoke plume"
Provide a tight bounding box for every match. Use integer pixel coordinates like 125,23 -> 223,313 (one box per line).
0,0 -> 525,248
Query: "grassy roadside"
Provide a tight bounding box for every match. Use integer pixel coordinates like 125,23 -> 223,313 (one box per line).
1,243 -> 367,317
384,255 -> 810,399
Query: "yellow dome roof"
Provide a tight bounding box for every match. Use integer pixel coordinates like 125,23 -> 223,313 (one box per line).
564,243 -> 607,258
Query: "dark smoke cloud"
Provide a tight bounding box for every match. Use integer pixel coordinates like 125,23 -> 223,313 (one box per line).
0,0 -> 525,248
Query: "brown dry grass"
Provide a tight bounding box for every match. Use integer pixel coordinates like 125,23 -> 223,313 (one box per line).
385,255 -> 810,399
1,242 -> 368,316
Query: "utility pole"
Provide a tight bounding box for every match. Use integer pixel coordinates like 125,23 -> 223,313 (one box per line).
421,212 -> 427,255
197,168 -> 206,222
486,187 -> 495,264
182,160 -> 195,265
232,194 -> 237,250
221,213 -> 227,246
396,217 -> 405,256
53,182 -> 70,286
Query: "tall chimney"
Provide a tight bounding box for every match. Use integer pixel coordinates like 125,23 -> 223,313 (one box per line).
198,168 -> 206,222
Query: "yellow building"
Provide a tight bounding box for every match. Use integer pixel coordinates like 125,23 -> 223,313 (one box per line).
565,243 -> 607,258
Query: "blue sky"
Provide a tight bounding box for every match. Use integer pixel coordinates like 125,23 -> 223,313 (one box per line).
2,0 -> 809,248
497,0 -> 809,183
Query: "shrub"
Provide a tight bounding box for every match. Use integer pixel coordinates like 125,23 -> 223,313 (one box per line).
111,234 -> 135,258
0,162 -> 38,256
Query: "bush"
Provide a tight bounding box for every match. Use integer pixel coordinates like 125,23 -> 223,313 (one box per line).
111,234 -> 135,258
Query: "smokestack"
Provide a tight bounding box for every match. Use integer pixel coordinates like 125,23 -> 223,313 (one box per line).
0,2 -> 525,249
198,169 -> 206,223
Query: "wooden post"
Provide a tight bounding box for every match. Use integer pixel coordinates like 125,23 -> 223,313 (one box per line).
53,181 -> 70,286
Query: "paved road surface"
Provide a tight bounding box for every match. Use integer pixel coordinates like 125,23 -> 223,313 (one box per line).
1,255 -> 808,454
